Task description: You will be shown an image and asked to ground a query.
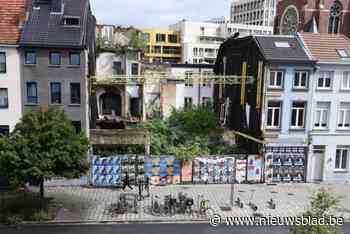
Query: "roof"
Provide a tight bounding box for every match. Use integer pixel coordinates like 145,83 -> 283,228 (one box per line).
20,0 -> 91,48
0,0 -> 26,45
254,35 -> 312,63
299,33 -> 350,63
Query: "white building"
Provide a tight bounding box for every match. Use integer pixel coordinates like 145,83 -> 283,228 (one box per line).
170,20 -> 273,64
0,47 -> 22,134
230,0 -> 276,27
300,33 -> 350,183
0,2 -> 25,135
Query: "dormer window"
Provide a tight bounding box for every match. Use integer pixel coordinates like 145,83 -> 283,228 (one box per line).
337,49 -> 349,58
64,17 -> 80,26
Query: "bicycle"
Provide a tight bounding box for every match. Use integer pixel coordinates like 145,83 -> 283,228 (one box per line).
197,194 -> 214,216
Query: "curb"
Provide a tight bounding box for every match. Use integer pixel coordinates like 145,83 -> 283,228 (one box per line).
0,219 -> 209,227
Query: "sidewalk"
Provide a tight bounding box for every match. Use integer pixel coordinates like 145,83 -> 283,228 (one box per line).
42,183 -> 350,223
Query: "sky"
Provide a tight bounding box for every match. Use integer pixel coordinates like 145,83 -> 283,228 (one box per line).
90,0 -> 231,28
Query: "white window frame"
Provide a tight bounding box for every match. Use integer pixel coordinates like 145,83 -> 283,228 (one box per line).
291,102 -> 306,129
314,103 -> 329,129
185,71 -> 194,87
341,72 -> 350,90
293,71 -> 309,89
317,71 -> 332,90
335,146 -> 349,171
266,101 -> 282,129
268,70 -> 284,89
184,97 -> 193,108
337,103 -> 350,129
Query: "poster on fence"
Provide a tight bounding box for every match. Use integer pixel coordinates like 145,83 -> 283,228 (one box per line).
247,155 -> 263,183
264,146 -> 306,183
145,156 -> 181,185
236,159 -> 247,184
91,156 -> 122,187
192,156 -> 235,184
181,160 -> 193,183
91,155 -> 145,187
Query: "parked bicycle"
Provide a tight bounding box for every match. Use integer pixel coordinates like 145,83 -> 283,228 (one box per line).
197,194 -> 214,216
235,197 -> 244,208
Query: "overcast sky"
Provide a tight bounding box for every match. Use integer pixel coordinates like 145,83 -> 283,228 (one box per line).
90,0 -> 231,28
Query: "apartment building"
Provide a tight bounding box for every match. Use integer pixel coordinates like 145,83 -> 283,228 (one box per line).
230,0 -> 276,27
0,0 -> 26,135
141,29 -> 182,64
170,20 -> 273,65
300,33 -> 350,183
19,0 -> 96,135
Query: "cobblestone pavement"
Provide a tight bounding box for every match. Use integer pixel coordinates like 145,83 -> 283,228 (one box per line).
43,183 -> 350,222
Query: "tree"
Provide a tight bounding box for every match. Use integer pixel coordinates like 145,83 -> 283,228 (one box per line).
0,108 -> 89,198
290,188 -> 344,234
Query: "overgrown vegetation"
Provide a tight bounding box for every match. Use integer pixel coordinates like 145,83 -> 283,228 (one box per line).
290,188 -> 344,234
139,104 -> 238,160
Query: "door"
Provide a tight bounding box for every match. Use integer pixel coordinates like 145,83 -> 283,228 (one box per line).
311,146 -> 325,182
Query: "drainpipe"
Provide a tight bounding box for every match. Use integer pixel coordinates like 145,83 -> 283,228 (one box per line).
198,67 -> 201,105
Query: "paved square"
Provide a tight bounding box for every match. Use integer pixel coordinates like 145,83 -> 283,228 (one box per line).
41,182 -> 350,222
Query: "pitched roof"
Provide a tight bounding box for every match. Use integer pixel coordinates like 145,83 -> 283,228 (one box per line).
254,35 -> 312,63
299,33 -> 350,63
0,0 -> 26,45
20,0 -> 91,48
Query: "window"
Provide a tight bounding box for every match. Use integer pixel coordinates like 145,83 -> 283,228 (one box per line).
112,61 -> 122,75
193,48 -> 198,56
0,53 -> 6,73
317,71 -> 332,89
266,101 -> 281,129
342,72 -> 350,90
184,97 -> 193,109
50,82 -> 61,104
202,71 -> 212,87
156,34 -> 166,42
153,46 -> 161,54
335,146 -> 349,170
69,52 -> 80,65
0,88 -> 8,108
199,48 -> 204,57
50,52 -> 61,65
314,102 -> 330,129
64,17 -> 80,26
130,98 -> 141,117
294,71 -> 308,89
200,26 -> 205,35
268,70 -> 284,89
131,63 -> 139,75
202,97 -> 211,105
71,121 -> 81,134
26,82 -> 38,104
338,102 -> 350,129
337,49 -> 349,58
185,72 -> 193,87
70,83 -> 80,104
274,42 -> 290,48
291,102 -> 306,129
328,1 -> 342,34
168,34 -> 178,43
0,126 -> 9,136
142,33 -> 150,42
25,51 -> 36,65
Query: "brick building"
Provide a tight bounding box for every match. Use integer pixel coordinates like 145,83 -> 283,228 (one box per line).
274,0 -> 350,36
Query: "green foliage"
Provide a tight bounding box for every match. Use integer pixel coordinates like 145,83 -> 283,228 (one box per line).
168,104 -> 218,137
0,108 -> 89,189
168,143 -> 209,161
130,29 -> 147,50
290,188 -> 344,234
137,104 -> 237,158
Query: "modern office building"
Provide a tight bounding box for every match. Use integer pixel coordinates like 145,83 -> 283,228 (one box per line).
170,20 -> 273,64
141,29 -> 182,64
230,0 -> 276,27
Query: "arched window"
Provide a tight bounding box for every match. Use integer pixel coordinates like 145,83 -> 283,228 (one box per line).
329,1 -> 342,33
